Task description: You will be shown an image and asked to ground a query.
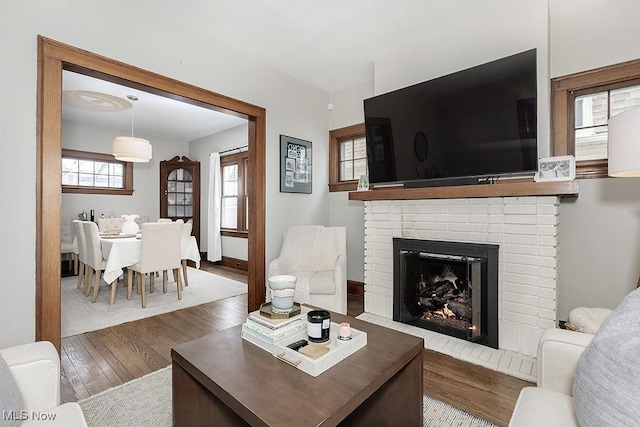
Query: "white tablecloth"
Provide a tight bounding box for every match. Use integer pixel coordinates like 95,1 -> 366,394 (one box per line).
100,237 -> 201,284
101,237 -> 140,284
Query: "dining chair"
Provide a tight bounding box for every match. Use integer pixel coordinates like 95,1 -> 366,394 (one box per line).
180,222 -> 193,287
82,221 -> 119,304
126,222 -> 183,308
60,218 -> 75,273
97,217 -> 125,233
71,220 -> 87,290
135,216 -> 150,227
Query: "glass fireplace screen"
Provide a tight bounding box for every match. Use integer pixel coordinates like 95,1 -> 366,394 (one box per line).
397,250 -> 487,342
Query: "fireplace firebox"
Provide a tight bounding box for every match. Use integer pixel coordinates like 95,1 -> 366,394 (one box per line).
393,238 -> 499,349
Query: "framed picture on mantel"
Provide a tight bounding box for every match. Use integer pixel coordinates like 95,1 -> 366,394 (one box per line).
534,155 -> 576,182
280,135 -> 312,194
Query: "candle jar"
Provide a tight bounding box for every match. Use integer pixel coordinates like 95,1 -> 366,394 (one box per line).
337,322 -> 352,340
307,310 -> 330,343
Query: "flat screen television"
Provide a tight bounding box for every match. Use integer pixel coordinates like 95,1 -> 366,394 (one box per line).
364,49 -> 537,187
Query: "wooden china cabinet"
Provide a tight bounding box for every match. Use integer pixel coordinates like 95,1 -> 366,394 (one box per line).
160,156 -> 201,246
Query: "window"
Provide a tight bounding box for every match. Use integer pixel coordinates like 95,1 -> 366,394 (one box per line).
61,149 -> 133,195
574,85 -> 640,160
551,58 -> 640,178
329,123 -> 367,191
220,151 -> 248,237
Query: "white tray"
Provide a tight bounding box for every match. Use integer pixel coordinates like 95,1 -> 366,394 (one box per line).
271,322 -> 367,377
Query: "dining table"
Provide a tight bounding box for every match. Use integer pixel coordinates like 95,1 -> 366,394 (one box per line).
74,233 -> 201,285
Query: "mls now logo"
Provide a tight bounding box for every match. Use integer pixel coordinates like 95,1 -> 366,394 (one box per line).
3,410 -> 57,421
2,411 -> 28,421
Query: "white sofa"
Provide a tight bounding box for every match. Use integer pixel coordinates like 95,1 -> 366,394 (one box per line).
509,328 -> 592,426
510,287 -> 640,426
0,341 -> 87,426
268,226 -> 347,314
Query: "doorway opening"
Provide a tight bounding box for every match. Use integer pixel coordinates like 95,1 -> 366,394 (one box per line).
37,36 -> 266,352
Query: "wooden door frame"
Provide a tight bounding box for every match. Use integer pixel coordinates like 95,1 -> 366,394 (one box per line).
36,36 -> 266,353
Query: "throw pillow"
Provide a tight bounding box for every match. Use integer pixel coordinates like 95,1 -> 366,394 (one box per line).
573,287 -> 640,426
0,354 -> 23,427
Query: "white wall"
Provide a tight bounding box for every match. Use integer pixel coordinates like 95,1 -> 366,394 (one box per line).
328,81 -> 375,282
328,0 -> 640,319
189,124 -> 249,261
558,179 -> 640,316
549,0 -> 640,318
373,1 -> 550,157
0,1 -> 329,348
328,0 -> 550,281
61,120 -> 189,224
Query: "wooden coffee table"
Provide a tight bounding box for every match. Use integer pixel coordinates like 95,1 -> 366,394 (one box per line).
171,310 -> 424,426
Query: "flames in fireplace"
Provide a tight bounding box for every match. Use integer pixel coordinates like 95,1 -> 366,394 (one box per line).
415,264 -> 472,331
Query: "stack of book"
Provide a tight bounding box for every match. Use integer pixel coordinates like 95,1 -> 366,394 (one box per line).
241,307 -> 309,353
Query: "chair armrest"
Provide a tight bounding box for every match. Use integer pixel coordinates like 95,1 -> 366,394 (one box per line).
267,257 -> 288,277
332,254 -> 347,314
333,253 -> 346,287
537,328 -> 593,396
0,341 -> 60,410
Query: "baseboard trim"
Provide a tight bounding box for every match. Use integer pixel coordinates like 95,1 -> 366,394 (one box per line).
348,280 -> 364,297
217,256 -> 248,272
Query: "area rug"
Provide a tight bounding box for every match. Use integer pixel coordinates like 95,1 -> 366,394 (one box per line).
62,267 -> 247,338
79,366 -> 497,427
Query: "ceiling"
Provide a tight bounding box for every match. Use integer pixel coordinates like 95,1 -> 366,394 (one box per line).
62,1 -> 540,141
60,0 -> 436,141
140,0 -> 464,94
62,71 -> 247,143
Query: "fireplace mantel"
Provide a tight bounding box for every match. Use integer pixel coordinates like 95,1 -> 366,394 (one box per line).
349,180 -> 578,201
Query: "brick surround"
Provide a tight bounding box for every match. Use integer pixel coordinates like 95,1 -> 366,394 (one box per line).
363,196 -> 560,363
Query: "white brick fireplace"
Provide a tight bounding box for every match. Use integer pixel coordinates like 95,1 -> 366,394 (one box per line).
360,196 -> 560,380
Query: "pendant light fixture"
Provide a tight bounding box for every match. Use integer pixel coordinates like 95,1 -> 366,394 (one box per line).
112,95 -> 152,162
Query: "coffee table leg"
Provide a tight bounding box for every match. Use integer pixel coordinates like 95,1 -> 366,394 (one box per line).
344,352 -> 423,425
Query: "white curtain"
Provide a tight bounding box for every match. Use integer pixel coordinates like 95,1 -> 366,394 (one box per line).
207,152 -> 222,262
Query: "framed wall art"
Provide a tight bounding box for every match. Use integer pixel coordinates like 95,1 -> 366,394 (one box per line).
534,155 -> 576,182
280,135 -> 312,193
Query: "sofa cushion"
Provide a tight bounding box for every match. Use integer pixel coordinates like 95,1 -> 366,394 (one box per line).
0,354 -> 23,427
509,387 -> 578,427
572,287 -> 640,426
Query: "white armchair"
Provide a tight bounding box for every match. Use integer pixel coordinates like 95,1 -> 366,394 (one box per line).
509,328 -> 592,427
0,341 -> 87,426
268,226 -> 347,314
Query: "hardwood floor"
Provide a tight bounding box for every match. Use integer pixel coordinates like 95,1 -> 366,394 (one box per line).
60,262 -> 532,426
